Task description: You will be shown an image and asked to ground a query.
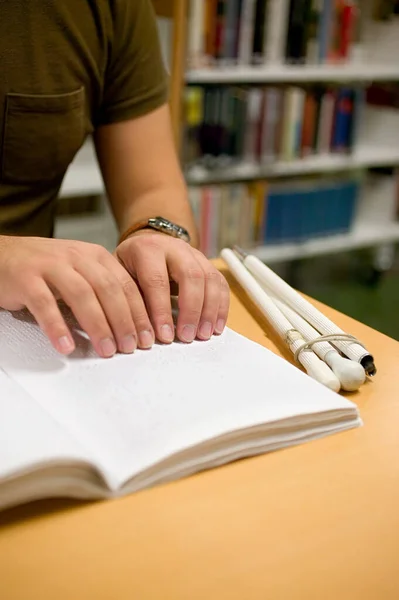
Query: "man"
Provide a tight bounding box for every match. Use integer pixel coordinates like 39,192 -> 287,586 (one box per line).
0,0 -> 230,358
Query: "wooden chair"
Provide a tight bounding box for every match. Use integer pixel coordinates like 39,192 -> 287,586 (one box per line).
151,0 -> 188,150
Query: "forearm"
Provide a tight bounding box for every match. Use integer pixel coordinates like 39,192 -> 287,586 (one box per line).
95,105 -> 199,248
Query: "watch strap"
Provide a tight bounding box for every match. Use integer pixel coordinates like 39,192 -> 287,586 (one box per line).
118,220 -> 152,245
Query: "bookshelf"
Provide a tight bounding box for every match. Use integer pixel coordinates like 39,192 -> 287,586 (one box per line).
253,222 -> 399,263
55,205 -> 399,264
56,0 -> 399,266
186,64 -> 399,85
186,148 -> 399,185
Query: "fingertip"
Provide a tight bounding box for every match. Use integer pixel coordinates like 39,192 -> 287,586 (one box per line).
119,334 -> 137,354
56,335 -> 75,355
197,321 -> 213,341
179,324 -> 196,343
159,323 -> 175,344
100,338 -> 117,358
138,330 -> 155,349
214,319 -> 226,335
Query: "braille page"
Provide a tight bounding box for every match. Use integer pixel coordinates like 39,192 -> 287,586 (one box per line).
0,367 -> 93,481
0,309 -> 359,490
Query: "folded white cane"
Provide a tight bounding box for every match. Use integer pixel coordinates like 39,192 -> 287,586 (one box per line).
221,249 -> 341,392
271,296 -> 366,391
232,246 -> 376,377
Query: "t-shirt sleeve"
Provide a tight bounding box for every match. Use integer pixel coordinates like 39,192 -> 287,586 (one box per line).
97,0 -> 169,125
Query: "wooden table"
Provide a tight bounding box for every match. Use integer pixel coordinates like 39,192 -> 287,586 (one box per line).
1,260 -> 398,599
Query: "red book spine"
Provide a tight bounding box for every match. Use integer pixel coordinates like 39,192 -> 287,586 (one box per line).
328,1 -> 343,63
214,0 -> 226,60
340,2 -> 356,60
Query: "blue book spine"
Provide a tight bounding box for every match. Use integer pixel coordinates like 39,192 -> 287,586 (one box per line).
315,183 -> 338,238
316,185 -> 330,237
318,0 -> 333,63
339,183 -> 350,233
334,89 -> 354,151
342,181 -> 358,232
297,188 -> 312,241
292,192 -> 305,243
263,189 -> 274,243
280,191 -> 300,243
330,184 -> 343,234
320,186 -> 331,237
332,181 -> 348,234
279,193 -> 289,243
264,191 -> 284,244
304,184 -> 317,239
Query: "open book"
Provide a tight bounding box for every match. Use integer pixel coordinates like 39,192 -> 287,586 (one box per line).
0,307 -> 361,512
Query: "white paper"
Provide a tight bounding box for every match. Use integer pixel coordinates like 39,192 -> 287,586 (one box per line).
0,368 -> 91,480
0,309 -> 359,489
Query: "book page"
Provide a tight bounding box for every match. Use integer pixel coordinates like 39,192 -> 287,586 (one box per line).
0,309 -> 358,489
0,368 -> 93,481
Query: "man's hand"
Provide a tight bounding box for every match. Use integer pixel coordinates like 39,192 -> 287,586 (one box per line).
0,236 -> 152,358
0,234 -> 229,357
116,232 -> 230,345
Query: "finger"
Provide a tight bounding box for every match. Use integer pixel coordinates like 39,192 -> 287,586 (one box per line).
23,277 -> 75,355
124,239 -> 175,344
75,260 -> 137,354
167,245 -> 205,344
99,252 -> 155,350
214,272 -> 230,334
47,267 -> 117,358
191,250 -> 222,340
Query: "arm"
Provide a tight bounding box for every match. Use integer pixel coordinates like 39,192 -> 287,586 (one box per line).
94,105 -> 229,346
94,103 -> 199,248
92,0 -> 229,345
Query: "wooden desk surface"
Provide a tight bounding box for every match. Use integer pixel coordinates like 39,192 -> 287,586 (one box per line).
1,259 -> 398,600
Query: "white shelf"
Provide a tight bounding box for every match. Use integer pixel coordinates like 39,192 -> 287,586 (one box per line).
60,140 -> 104,198
186,64 -> 399,85
250,223 -> 399,264
60,163 -> 104,198
54,211 -> 118,252
186,148 -> 399,185
62,146 -> 399,196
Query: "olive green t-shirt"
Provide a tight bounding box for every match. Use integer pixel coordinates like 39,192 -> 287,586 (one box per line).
0,0 -> 168,237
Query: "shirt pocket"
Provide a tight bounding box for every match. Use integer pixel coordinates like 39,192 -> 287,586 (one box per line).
1,87 -> 86,184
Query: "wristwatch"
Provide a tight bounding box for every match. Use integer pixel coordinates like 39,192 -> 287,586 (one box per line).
119,216 -> 191,245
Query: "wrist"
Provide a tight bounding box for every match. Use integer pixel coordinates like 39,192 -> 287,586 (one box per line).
118,227 -> 161,244
118,217 -> 192,246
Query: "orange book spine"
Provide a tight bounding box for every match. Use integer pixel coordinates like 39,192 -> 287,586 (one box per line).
200,187 -> 211,255
301,91 -> 317,157
253,181 -> 267,244
205,0 -> 218,62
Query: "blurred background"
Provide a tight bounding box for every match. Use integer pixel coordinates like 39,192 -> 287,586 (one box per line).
55,0 -> 399,340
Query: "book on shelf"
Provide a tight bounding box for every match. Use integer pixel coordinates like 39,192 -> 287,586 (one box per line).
183,84 -> 362,171
187,0 -> 364,68
189,174 -> 360,257
372,0 -> 399,21
365,81 -> 399,109
0,307 -> 361,512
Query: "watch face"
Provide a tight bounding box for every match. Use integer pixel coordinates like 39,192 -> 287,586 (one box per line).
149,217 -> 190,242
